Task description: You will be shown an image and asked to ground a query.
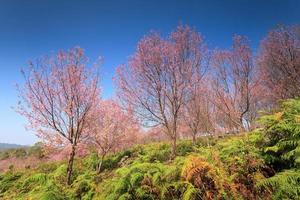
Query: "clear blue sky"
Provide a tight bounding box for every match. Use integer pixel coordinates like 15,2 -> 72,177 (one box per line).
0,0 -> 299,145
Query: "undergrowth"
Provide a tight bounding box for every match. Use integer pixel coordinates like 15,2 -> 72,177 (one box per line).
0,98 -> 299,200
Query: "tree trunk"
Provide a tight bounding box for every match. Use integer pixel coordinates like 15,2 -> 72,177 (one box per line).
206,134 -> 210,147
192,134 -> 196,145
172,137 -> 177,158
97,154 -> 105,173
171,122 -> 178,158
239,117 -> 244,132
67,145 -> 76,185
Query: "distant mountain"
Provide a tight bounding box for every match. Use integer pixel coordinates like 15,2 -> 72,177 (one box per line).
0,143 -> 27,151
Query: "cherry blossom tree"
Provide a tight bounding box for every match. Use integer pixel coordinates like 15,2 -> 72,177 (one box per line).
115,25 -> 207,157
211,36 -> 260,132
88,100 -> 139,173
16,47 -> 101,185
183,79 -> 215,144
258,25 -> 300,103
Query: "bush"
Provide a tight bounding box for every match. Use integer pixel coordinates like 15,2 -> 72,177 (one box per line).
257,169 -> 300,199
71,173 -> 94,200
83,153 -> 99,170
0,151 -> 10,160
138,143 -> 172,163
27,181 -> 66,200
37,162 -> 59,174
0,172 -> 22,195
101,150 -> 132,171
259,98 -> 300,169
182,155 -> 222,199
14,148 -> 27,158
28,142 -> 45,159
103,162 -> 181,199
256,98 -> 300,199
20,173 -> 48,192
176,140 -> 194,156
161,182 -> 194,200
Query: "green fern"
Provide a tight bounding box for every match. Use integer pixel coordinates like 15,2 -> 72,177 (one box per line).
259,98 -> 300,168
256,170 -> 300,199
182,183 -> 200,200
21,173 -> 48,192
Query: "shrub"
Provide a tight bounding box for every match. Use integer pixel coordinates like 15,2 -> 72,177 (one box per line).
103,162 -> 181,199
28,142 -> 45,159
20,173 -> 48,192
83,153 -> 99,170
182,156 -> 220,199
176,141 -> 194,156
138,143 -> 172,163
37,162 -> 59,173
256,98 -> 300,199
14,148 -> 27,158
101,149 -> 132,171
52,164 -> 67,184
0,151 -> 10,160
259,98 -> 300,169
27,181 -> 66,200
257,169 -> 300,199
0,172 -> 22,195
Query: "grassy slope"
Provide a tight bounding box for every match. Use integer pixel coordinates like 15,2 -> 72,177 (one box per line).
1,99 -> 299,200
0,132 -> 276,200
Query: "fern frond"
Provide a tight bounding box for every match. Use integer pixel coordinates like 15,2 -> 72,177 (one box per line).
256,170 -> 300,199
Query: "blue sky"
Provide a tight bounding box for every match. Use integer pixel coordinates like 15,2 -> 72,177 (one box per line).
0,0 -> 299,145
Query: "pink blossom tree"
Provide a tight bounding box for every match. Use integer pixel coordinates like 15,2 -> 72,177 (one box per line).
115,25 -> 207,157
211,36 -> 260,132
183,79 -> 215,144
16,47 -> 101,185
88,100 -> 139,173
258,25 -> 300,103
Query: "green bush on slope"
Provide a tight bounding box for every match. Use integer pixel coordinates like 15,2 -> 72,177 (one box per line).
256,98 -> 300,199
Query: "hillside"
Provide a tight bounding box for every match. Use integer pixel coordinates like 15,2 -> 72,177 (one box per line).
0,98 -> 299,200
0,133 -> 262,200
0,143 -> 27,151
0,132 -> 297,200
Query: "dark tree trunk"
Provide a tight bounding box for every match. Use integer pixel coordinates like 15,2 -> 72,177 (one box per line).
66,145 -> 76,185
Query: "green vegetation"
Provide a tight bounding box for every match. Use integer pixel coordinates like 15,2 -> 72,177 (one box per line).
0,98 -> 299,200
256,98 -> 300,199
0,142 -> 44,160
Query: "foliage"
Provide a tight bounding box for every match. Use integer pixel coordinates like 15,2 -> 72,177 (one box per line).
102,162 -> 181,199
259,98 -> 300,168
0,135 -> 270,200
254,98 -> 300,199
1,99 -> 300,200
181,155 -> 221,199
115,24 -> 208,156
257,169 -> 300,200
0,142 -> 45,161
0,172 -> 22,196
17,47 -> 101,185
258,25 -> 300,101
